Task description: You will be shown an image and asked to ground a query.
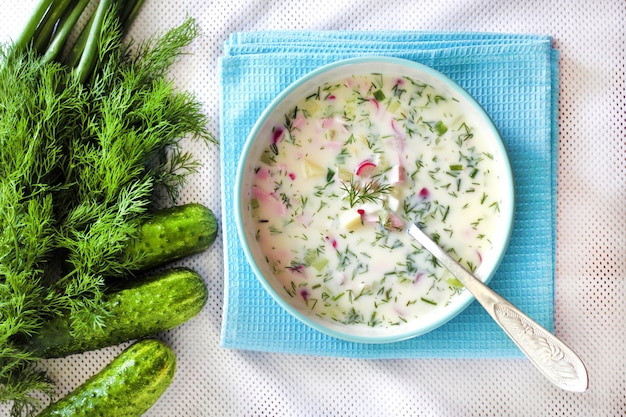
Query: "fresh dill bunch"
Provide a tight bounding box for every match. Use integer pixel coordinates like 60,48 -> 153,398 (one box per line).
1,3 -> 215,415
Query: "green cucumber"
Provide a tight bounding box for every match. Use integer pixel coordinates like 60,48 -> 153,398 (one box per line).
27,267 -> 207,358
124,202 -> 218,271
37,339 -> 176,417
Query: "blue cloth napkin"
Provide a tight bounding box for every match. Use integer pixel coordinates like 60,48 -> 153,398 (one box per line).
219,31 -> 559,359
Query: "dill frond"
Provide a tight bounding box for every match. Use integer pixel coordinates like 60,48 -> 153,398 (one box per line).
340,178 -> 393,207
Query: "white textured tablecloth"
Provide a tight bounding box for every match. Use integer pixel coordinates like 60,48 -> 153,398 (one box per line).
1,1 -> 624,416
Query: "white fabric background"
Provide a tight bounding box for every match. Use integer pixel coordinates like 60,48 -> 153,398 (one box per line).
1,0 -> 624,416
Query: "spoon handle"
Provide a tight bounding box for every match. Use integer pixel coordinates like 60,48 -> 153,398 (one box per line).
408,223 -> 588,392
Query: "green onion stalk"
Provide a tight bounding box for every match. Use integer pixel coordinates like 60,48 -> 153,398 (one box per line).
13,0 -> 145,82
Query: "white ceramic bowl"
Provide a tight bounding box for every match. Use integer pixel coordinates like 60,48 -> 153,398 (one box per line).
235,57 -> 514,343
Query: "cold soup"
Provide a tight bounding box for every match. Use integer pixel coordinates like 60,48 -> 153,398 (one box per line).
246,71 -> 505,329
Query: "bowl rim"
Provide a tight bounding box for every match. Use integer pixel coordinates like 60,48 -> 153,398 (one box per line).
234,56 -> 515,344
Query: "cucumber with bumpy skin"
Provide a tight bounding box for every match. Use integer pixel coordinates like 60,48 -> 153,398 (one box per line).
124,202 -> 218,271
36,339 -> 175,417
27,267 -> 207,358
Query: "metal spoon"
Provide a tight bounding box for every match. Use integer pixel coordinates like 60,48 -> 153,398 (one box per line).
407,222 -> 588,392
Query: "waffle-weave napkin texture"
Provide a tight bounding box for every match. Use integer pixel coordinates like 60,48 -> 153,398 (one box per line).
219,31 -> 558,359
